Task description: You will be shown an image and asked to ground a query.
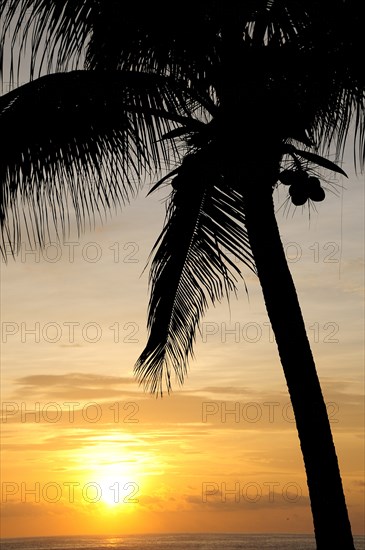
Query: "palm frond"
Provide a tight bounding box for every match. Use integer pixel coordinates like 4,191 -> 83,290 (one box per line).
135,154 -> 255,395
0,0 -> 92,80
288,0 -> 365,169
0,70 -> 199,255
230,1 -> 365,171
310,88 -> 365,172
285,145 -> 348,177
0,0 -> 221,90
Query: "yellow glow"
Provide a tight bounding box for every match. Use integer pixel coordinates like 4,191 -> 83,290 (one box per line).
91,463 -> 140,507
1,174 -> 364,538
97,476 -> 139,507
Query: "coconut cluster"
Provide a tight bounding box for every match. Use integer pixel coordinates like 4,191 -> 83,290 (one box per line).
279,170 -> 325,206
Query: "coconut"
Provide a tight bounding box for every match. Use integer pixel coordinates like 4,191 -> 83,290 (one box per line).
289,184 -> 308,206
279,169 -> 308,186
309,186 -> 326,202
307,176 -> 321,188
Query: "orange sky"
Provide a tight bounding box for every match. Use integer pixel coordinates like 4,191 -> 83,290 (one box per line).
1,153 -> 364,538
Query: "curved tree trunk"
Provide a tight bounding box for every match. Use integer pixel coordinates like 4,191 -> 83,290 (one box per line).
242,184 -> 355,549
217,9 -> 354,546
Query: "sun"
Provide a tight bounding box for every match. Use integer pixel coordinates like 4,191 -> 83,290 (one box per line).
97,475 -> 140,507
76,440 -> 149,510
93,464 -> 140,508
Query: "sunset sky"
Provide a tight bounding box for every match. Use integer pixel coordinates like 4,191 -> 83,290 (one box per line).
0,10 -> 364,537
1,136 -> 364,538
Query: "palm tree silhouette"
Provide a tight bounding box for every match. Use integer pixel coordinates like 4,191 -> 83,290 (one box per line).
0,2 -> 363,548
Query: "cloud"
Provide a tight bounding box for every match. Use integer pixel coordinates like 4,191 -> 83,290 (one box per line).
351,479 -> 365,488
16,372 -> 135,387
192,386 -> 254,396
0,500 -> 67,518
10,372 -> 139,400
2,426 -> 146,451
183,488 -> 310,511
4,377 -> 362,434
135,486 -> 310,513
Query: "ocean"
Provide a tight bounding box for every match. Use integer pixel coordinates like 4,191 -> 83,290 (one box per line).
0,533 -> 364,550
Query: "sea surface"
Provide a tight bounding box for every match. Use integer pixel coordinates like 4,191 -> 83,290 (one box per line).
1,533 -> 364,550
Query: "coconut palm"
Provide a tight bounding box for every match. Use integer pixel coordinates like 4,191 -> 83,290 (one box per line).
0,1 -> 363,548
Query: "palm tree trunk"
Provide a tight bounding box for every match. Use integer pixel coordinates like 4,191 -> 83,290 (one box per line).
242,183 -> 355,549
